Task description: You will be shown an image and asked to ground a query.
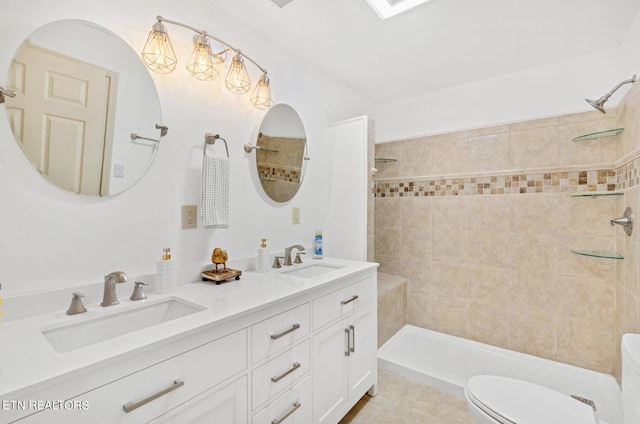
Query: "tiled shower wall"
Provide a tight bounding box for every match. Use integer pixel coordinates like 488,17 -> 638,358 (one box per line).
374,104 -> 637,374
614,83 -> 640,379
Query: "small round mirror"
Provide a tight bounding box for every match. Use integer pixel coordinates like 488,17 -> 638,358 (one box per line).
254,104 -> 307,203
5,20 -> 162,196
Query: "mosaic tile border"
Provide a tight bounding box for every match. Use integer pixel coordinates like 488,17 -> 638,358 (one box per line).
617,155 -> 640,190
374,169 -> 617,197
257,164 -> 301,184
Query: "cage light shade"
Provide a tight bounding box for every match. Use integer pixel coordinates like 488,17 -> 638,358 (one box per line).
186,35 -> 218,81
141,22 -> 177,74
250,73 -> 274,109
225,53 -> 251,94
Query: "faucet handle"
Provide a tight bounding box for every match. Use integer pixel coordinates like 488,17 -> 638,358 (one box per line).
294,252 -> 306,264
66,292 -> 87,315
130,282 -> 148,301
272,256 -> 284,269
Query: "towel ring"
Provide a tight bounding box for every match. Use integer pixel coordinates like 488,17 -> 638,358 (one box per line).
203,133 -> 229,158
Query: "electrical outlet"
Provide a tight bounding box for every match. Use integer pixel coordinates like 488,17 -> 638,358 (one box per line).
182,205 -> 197,229
292,207 -> 300,225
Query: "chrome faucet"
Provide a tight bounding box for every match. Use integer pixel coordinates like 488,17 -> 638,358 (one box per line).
101,271 -> 128,307
283,245 -> 305,266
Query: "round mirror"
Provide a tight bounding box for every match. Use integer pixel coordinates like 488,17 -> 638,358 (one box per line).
254,104 -> 307,203
5,20 -> 162,196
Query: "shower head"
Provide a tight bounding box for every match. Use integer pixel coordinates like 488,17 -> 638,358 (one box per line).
585,97 -> 606,114
585,74 -> 636,113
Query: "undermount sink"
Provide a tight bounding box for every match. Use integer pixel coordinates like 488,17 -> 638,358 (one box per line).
281,263 -> 344,278
42,297 -> 205,353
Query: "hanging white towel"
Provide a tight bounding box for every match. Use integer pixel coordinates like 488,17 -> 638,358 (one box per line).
201,154 -> 230,228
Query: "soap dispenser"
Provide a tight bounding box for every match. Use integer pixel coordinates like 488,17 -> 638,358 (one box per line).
257,238 -> 270,272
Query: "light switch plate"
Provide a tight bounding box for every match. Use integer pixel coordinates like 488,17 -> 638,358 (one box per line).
182,205 -> 197,229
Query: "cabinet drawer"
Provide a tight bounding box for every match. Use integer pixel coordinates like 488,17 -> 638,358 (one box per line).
312,276 -> 376,330
252,377 -> 311,424
20,329 -> 247,424
252,340 -> 310,409
251,304 -> 309,364
148,376 -> 248,424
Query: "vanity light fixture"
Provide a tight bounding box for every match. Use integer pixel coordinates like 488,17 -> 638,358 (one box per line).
141,16 -> 274,109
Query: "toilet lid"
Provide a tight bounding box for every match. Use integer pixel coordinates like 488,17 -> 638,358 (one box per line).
465,375 -> 598,424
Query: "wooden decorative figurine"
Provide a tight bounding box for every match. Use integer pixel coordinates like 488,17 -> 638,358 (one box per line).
211,248 -> 228,272
201,247 -> 241,284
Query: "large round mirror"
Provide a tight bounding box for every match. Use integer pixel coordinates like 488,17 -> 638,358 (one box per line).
254,104 -> 307,203
5,20 -> 162,196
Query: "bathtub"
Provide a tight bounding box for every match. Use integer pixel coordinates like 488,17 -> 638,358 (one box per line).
378,325 -> 622,424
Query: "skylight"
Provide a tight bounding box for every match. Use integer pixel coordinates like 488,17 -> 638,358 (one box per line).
365,0 -> 433,19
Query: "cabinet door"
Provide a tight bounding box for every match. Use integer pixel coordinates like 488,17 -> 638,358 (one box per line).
312,318 -> 349,424
347,302 -> 377,400
149,376 -> 247,424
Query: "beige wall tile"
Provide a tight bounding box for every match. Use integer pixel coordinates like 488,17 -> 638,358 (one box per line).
556,318 -> 613,372
468,195 -> 511,229
467,301 -> 509,349
508,310 -> 557,360
558,194 -> 617,237
428,295 -> 468,338
401,196 -> 432,228
430,260 -> 468,298
431,138 -> 469,175
467,265 -> 514,306
406,290 -> 431,328
558,120 -> 618,166
556,276 -> 614,323
509,194 -> 560,234
467,230 -> 511,269
468,133 -> 510,172
510,126 -> 559,169
510,272 -> 558,313
558,110 -> 618,125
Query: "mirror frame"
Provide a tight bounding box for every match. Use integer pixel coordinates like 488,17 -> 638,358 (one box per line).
251,103 -> 308,203
5,19 -> 163,197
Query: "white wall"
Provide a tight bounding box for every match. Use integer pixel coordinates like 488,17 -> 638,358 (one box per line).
0,0 -> 373,296
374,27 -> 640,142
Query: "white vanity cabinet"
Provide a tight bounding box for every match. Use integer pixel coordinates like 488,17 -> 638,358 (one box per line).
312,275 -> 378,424
5,262 -> 377,424
16,329 -> 248,424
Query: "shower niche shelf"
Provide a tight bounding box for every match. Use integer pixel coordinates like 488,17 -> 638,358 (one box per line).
571,192 -> 623,198
570,249 -> 623,260
572,128 -> 624,142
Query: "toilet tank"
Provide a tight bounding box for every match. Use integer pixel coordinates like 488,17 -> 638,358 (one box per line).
622,333 -> 640,424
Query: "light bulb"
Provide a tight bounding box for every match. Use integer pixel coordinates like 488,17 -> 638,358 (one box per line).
225,53 -> 251,94
186,34 -> 218,81
141,21 -> 177,74
250,73 -> 274,109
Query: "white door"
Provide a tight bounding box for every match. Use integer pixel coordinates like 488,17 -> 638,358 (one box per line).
326,116 -> 370,261
7,42 -> 116,195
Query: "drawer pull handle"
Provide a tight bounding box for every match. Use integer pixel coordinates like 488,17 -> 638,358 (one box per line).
340,295 -> 359,305
271,401 -> 301,424
122,379 -> 184,413
271,362 -> 301,382
271,323 -> 301,340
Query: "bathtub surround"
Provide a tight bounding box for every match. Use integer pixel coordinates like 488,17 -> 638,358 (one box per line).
375,92 -> 640,375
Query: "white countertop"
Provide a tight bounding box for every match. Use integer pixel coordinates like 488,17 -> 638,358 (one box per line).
0,258 -> 377,398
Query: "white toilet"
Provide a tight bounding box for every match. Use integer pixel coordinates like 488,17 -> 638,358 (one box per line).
464,333 -> 640,424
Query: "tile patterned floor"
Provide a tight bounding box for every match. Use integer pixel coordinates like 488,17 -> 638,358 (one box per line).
339,369 -> 474,424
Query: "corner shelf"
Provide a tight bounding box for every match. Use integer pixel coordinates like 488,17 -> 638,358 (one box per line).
571,192 -> 623,198
570,250 -> 624,260
375,157 -> 397,163
572,128 -> 624,141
